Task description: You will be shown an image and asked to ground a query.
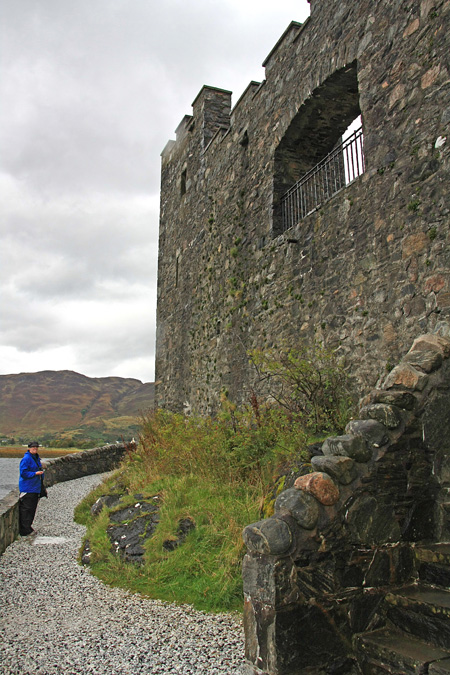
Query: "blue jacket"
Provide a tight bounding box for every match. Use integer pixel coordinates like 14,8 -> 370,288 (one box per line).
19,451 -> 43,494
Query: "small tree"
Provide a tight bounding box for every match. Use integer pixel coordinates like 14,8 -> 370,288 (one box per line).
248,342 -> 355,433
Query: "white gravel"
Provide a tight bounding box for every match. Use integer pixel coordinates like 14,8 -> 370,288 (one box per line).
0,474 -> 246,674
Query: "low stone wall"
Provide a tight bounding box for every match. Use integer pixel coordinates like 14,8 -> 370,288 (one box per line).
0,442 -> 133,556
0,489 -> 20,558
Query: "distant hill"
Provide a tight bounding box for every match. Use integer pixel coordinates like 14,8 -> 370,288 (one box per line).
0,370 -> 154,446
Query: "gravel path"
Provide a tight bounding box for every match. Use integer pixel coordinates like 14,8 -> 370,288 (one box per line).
0,475 -> 246,674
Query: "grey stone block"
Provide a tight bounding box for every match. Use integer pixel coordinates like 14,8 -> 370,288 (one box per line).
311,455 -> 358,485
345,419 -> 390,448
274,488 -> 319,529
359,403 -> 402,429
243,518 -> 293,556
322,434 -> 372,462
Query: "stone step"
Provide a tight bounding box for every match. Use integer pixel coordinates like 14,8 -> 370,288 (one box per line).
385,584 -> 450,650
415,543 -> 450,566
429,659 -> 450,674
415,544 -> 450,589
354,627 -> 450,675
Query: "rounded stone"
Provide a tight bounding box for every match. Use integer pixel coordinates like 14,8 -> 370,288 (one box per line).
359,403 -> 401,429
322,434 -> 372,463
404,345 -> 443,373
274,488 -> 319,529
294,472 -> 339,506
345,419 -> 389,448
382,363 -> 428,391
242,518 -> 293,555
360,389 -> 417,411
311,455 -> 358,485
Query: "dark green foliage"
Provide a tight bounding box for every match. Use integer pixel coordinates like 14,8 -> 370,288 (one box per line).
248,343 -> 355,433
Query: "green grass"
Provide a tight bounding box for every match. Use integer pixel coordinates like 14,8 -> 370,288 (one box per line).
75,471 -> 260,612
74,345 -> 353,613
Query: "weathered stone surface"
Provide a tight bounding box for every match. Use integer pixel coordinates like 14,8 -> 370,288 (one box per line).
402,232 -> 428,258
363,550 -> 391,587
322,433 -> 371,463
385,586 -> 450,650
382,364 -> 429,391
244,597 -> 352,674
107,513 -> 159,563
108,500 -> 160,523
420,334 -> 450,358
311,455 -> 358,485
359,403 -> 401,429
360,389 -> 417,411
402,497 -> 437,542
355,629 -> 450,675
404,340 -> 444,373
419,562 -> 450,589
274,488 -> 319,529
345,495 -> 401,544
349,594 -> 384,633
242,554 -> 299,607
0,490 -> 19,557
107,498 -> 161,564
90,494 -> 122,517
162,517 -> 195,551
345,420 -> 389,448
242,518 -> 293,556
306,441 -> 324,459
294,472 -> 339,506
429,659 -> 450,674
438,293 -> 450,310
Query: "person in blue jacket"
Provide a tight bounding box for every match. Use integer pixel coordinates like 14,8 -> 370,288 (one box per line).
18,441 -> 45,536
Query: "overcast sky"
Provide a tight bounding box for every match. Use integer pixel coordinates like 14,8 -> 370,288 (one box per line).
0,0 -> 310,384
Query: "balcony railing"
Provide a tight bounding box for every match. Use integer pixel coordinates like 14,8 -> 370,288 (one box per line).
280,126 -> 365,232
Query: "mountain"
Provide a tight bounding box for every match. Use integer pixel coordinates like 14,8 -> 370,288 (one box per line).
0,370 -> 154,445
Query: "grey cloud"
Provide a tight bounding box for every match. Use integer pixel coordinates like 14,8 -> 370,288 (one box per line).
0,0 -> 308,381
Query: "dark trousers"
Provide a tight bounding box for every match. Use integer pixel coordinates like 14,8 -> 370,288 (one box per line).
19,493 -> 40,535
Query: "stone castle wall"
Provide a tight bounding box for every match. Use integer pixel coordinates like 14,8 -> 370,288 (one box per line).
156,0 -> 449,414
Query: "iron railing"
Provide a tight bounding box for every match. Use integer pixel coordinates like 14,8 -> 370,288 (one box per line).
280,126 -> 365,232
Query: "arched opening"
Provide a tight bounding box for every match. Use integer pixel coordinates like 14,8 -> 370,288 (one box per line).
273,61 -> 363,234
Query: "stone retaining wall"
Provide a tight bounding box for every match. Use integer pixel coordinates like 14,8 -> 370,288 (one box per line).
242,331 -> 450,674
0,442 -> 132,556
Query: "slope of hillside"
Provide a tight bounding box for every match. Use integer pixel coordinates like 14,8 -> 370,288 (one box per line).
0,371 -> 154,441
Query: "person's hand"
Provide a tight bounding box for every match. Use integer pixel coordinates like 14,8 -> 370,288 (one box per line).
36,470 -> 44,475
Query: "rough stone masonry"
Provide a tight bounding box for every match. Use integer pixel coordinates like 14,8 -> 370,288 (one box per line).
156,0 -> 449,415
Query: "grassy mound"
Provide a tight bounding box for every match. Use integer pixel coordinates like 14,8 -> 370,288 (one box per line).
75,345 -> 354,612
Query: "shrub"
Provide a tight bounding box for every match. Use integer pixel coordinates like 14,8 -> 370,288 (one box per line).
248,342 -> 355,433
133,397 -> 307,490
79,343 -> 353,611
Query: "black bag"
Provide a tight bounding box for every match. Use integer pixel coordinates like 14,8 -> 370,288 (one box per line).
40,479 -> 48,499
